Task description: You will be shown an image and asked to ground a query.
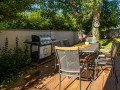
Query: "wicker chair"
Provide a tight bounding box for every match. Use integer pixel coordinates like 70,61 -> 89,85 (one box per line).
94,40 -> 120,80
55,46 -> 85,90
52,40 -> 62,69
62,39 -> 70,47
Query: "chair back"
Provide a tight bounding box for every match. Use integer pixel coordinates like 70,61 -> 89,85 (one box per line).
52,40 -> 61,52
62,39 -> 70,47
111,40 -> 120,58
110,39 -> 116,54
55,46 -> 81,72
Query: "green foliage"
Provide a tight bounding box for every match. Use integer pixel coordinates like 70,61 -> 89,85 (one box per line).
0,0 -> 37,22
0,0 -> 119,32
39,0 -> 95,31
81,16 -> 93,34
118,25 -> 120,29
100,39 -> 113,47
116,38 -> 120,42
0,37 -> 31,86
1,9 -> 78,31
85,38 -> 89,42
100,0 -> 120,30
100,38 -> 120,48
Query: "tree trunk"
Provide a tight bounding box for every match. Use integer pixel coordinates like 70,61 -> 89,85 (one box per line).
92,11 -> 100,41
77,19 -> 81,32
92,0 -> 102,42
72,0 -> 81,32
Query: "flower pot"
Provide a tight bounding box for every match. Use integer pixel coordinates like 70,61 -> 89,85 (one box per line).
85,42 -> 89,45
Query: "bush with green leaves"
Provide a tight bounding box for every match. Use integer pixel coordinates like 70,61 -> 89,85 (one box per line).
0,9 -> 78,31
0,37 -> 31,84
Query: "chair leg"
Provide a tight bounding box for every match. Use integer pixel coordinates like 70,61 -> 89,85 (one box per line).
100,65 -> 103,71
59,73 -> 61,90
94,62 -> 97,80
113,60 -> 115,74
86,61 -> 88,80
110,63 -> 113,77
115,70 -> 119,83
109,59 -> 113,77
55,55 -> 57,69
79,74 -> 81,90
114,59 -> 119,83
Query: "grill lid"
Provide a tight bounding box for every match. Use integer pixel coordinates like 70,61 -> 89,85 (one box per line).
32,34 -> 52,45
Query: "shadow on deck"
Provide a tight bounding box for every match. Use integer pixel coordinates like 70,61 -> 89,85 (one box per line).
6,56 -> 120,90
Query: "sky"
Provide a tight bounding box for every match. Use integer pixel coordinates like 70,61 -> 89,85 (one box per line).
31,4 -> 40,9
31,1 -> 120,9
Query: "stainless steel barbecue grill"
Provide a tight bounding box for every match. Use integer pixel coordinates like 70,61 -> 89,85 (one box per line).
24,34 -> 53,63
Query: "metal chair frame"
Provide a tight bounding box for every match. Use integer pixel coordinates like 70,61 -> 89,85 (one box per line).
55,46 -> 84,90
94,39 -> 120,80
99,39 -> 116,56
52,40 -> 62,69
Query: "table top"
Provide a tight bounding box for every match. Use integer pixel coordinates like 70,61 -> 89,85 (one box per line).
74,43 -> 99,52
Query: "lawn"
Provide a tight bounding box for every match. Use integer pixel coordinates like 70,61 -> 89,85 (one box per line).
100,38 -> 120,48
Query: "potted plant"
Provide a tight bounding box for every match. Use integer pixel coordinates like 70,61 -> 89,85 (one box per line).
78,31 -> 86,42
85,38 -> 89,45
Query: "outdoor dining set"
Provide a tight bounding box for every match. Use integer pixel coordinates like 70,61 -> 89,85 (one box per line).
52,38 -> 120,90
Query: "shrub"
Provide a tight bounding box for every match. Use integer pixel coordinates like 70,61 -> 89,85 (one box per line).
0,37 -> 31,84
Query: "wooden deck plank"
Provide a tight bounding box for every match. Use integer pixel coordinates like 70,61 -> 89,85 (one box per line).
66,78 -> 90,90
35,73 -> 59,89
54,77 -> 77,90
66,79 -> 79,90
6,56 -> 120,90
27,56 -> 120,90
77,81 -> 90,90
40,74 -> 66,90
87,70 -> 111,90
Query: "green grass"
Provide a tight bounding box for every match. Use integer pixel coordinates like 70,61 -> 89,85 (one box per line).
100,38 -> 120,48
100,39 -> 113,48
116,38 -> 120,41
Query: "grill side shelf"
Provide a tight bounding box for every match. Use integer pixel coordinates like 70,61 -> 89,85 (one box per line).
23,41 -> 52,46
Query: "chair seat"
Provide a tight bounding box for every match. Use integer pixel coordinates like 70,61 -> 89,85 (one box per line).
95,58 -> 112,65
57,59 -> 86,66
60,72 -> 81,77
99,53 -> 111,58
100,48 -> 111,51
98,54 -> 106,57
99,49 -> 111,54
60,64 -> 84,73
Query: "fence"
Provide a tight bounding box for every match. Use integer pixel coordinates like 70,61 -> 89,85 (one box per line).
101,29 -> 120,39
1,29 -> 120,49
0,29 -> 78,49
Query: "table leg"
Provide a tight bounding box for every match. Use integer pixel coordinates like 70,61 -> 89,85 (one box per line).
30,44 -> 32,62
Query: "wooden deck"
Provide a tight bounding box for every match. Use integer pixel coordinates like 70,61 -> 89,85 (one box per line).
29,69 -> 114,90
28,57 -> 119,90
6,56 -> 120,90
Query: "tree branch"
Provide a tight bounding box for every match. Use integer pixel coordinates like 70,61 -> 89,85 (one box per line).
56,0 -> 72,6
72,0 -> 78,16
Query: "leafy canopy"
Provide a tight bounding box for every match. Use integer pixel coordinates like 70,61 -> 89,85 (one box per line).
100,0 -> 120,30
0,0 -> 37,22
